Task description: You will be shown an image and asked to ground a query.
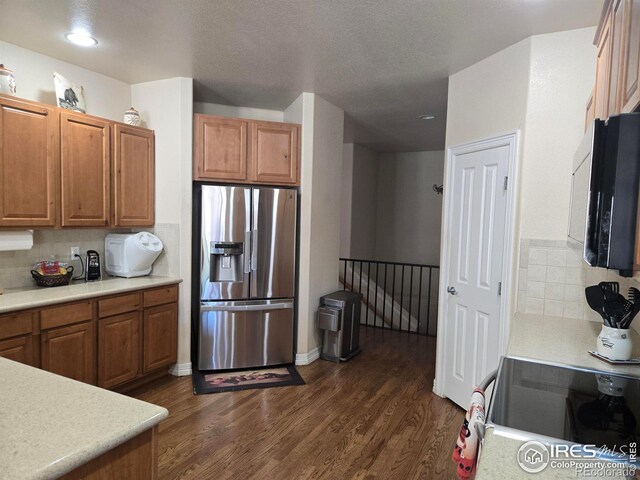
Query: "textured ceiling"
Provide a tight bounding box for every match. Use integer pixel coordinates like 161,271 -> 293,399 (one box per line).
0,0 -> 602,152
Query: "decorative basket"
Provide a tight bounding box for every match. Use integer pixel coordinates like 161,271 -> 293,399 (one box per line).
31,266 -> 74,288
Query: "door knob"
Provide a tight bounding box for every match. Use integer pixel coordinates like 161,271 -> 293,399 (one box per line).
447,286 -> 458,295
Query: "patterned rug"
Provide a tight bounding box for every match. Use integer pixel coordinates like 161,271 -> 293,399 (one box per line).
193,365 -> 305,394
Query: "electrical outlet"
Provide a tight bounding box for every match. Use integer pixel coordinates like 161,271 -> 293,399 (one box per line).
70,246 -> 80,260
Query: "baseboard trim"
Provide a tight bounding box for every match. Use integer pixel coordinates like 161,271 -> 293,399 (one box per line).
169,362 -> 192,376
295,347 -> 321,365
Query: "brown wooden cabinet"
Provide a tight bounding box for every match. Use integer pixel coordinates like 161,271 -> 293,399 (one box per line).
0,93 -> 155,229
585,89 -> 596,132
0,284 -> 178,390
0,96 -> 58,227
193,114 -> 301,186
98,311 -> 140,388
194,114 -> 248,182
594,0 -> 640,116
143,303 -> 177,373
621,0 -> 640,112
112,124 -> 155,227
595,7 -> 614,120
609,0 -> 626,116
250,121 -> 299,185
0,336 -> 35,366
41,321 -> 96,384
60,112 -> 111,227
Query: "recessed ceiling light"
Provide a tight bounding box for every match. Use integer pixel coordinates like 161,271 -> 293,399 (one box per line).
419,114 -> 437,120
64,32 -> 98,47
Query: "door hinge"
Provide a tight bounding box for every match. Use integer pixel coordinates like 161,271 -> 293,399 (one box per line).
498,282 -> 502,296
503,176 -> 508,191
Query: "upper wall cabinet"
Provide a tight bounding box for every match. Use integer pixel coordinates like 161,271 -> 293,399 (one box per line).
250,121 -> 299,185
593,0 -> 640,119
60,112 -> 111,227
193,114 -> 301,186
620,0 -> 640,112
0,94 -> 155,229
194,114 -> 248,182
112,125 -> 155,227
0,96 -> 58,227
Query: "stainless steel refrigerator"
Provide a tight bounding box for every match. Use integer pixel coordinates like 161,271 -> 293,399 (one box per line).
196,185 -> 296,370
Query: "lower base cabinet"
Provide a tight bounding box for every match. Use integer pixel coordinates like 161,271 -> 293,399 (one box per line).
0,335 -> 34,366
0,283 -> 178,391
143,304 -> 177,373
41,321 -> 96,385
98,311 -> 140,389
61,426 -> 158,480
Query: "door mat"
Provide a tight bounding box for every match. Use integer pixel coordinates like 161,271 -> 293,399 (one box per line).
192,365 -> 305,395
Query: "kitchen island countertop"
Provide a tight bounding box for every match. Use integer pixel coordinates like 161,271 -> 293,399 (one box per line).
0,275 -> 182,314
476,314 -> 640,479
0,357 -> 168,479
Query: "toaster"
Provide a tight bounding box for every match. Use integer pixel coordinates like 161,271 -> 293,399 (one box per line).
104,232 -> 163,278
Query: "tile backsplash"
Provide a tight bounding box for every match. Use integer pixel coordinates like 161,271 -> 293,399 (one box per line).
517,239 -> 640,332
0,223 -> 180,290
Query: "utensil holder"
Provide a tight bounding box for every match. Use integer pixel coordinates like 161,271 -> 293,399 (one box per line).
596,325 -> 633,361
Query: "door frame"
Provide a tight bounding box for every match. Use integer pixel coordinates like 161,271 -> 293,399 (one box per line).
433,131 -> 520,398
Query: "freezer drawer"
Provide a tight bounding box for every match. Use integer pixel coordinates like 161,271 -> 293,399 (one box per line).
198,300 -> 294,370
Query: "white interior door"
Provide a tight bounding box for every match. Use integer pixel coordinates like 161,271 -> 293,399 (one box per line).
440,139 -> 511,408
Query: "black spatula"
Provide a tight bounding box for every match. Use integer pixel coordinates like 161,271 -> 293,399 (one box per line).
585,285 -> 610,326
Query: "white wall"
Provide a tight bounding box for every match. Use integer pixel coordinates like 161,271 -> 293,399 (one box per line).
443,27 -> 597,337
445,38 -> 532,149
376,151 -> 445,265
0,39 -> 130,121
350,144 -> 379,259
131,77 -> 194,374
194,101 -> 284,122
285,93 -> 344,359
340,143 -> 354,258
520,28 -> 596,240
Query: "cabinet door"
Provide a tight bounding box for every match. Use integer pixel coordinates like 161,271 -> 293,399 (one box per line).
0,96 -> 58,227
41,321 -> 96,384
143,303 -> 177,373
595,10 -> 613,119
112,124 -> 155,227
194,114 -> 248,182
608,0 -> 626,116
621,0 -> 640,112
250,121 -> 300,185
0,335 -> 34,366
60,112 -> 111,227
98,311 -> 140,388
585,89 -> 596,132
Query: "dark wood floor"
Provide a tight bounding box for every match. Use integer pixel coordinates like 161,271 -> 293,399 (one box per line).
130,327 -> 463,479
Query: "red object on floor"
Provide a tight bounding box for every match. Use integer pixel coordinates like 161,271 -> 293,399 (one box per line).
452,388 -> 486,480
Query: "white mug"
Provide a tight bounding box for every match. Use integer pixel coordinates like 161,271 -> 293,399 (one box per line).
596,325 -> 633,361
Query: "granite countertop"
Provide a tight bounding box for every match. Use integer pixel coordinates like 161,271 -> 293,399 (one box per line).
0,275 -> 182,314
0,357 -> 168,479
476,313 -> 640,479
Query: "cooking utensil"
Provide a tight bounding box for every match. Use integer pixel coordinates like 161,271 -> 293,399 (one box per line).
585,286 -> 610,326
599,281 -> 620,295
620,287 -> 640,329
604,297 -> 633,328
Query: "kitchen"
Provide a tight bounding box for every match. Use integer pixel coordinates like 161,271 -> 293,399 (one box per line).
0,1 -> 636,479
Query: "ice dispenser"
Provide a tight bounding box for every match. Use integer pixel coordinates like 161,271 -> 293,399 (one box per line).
210,241 -> 244,282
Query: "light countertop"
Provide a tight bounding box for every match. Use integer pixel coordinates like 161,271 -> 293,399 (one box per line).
0,357 -> 168,480
476,314 -> 640,479
0,275 -> 182,314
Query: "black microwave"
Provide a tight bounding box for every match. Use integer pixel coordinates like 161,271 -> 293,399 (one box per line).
568,113 -> 640,277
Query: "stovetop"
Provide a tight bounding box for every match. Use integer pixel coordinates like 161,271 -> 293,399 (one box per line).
488,357 -> 640,458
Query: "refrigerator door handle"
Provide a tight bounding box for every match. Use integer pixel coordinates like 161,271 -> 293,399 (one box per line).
244,231 -> 251,274
201,301 -> 293,312
251,229 -> 258,271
